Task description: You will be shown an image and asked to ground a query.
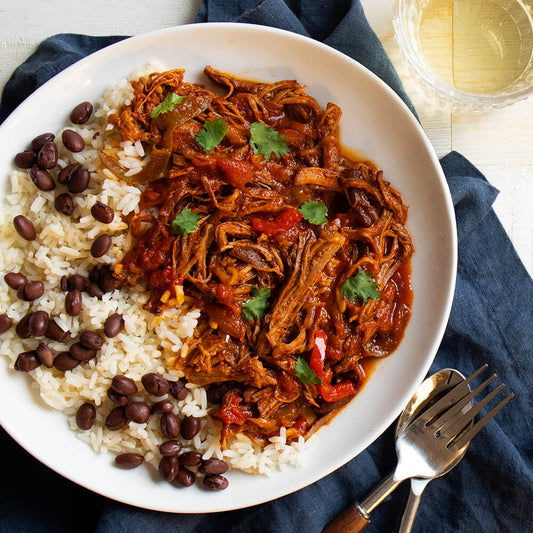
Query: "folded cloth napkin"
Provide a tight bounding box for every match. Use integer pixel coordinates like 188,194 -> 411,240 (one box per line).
1,1 -> 532,532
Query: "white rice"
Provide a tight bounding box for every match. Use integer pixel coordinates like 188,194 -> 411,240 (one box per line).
0,65 -> 309,477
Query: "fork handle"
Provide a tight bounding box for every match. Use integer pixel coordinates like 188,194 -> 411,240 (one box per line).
321,504 -> 369,533
398,478 -> 429,533
398,490 -> 422,533
322,473 -> 401,533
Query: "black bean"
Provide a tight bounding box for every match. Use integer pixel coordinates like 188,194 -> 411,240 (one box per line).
89,265 -> 105,283
160,412 -> 180,439
100,264 -> 112,277
107,388 -> 129,406
4,272 -> 27,290
76,403 -> 96,430
90,234 -> 112,258
14,351 -> 40,372
66,274 -> 86,292
69,342 -> 97,361
104,313 -> 124,338
91,201 -> 114,223
15,314 -> 32,339
37,141 -> 58,169
65,289 -> 82,316
125,402 -> 151,424
111,375 -> 137,396
169,379 -> 188,401
54,193 -> 74,216
100,271 -> 120,293
60,275 -> 68,292
28,310 -> 49,337
152,400 -> 174,414
0,314 -> 12,334
31,133 -> 55,152
199,458 -> 228,475
14,150 -> 36,169
23,280 -> 45,301
159,440 -> 182,457
54,351 -> 79,371
85,282 -> 104,300
80,330 -> 103,350
67,274 -> 87,291
66,167 -> 90,193
70,102 -> 93,125
45,319 -> 68,342
105,406 -> 127,431
16,284 -> 30,302
30,164 -> 55,191
159,456 -> 179,482
203,475 -> 229,491
58,163 -> 81,185
115,453 -> 144,469
13,215 -> 36,241
178,451 -> 203,467
206,382 -> 233,404
142,373 -> 170,396
35,342 -> 54,367
180,416 -> 201,440
173,468 -> 195,487
62,129 -> 85,152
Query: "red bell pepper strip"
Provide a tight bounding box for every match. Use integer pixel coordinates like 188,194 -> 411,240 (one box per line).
319,380 -> 356,402
309,329 -> 356,402
250,207 -> 303,236
309,329 -> 327,380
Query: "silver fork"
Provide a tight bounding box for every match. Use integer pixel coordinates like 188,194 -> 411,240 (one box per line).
323,364 -> 514,533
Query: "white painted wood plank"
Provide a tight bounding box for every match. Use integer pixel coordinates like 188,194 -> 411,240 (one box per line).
480,164 -> 533,275
0,0 -> 202,89
452,100 -> 533,164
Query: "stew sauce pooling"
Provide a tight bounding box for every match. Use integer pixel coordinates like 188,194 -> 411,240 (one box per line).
106,67 -> 414,446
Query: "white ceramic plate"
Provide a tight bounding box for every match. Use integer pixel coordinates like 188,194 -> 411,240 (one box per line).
0,23 -> 456,513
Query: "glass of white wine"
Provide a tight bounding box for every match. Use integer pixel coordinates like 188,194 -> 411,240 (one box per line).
394,0 -> 533,110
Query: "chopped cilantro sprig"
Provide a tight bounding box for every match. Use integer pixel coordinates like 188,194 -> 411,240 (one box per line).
196,117 -> 228,153
249,122 -> 290,161
295,357 -> 322,385
171,209 -> 202,236
241,287 -> 271,321
298,200 -> 328,225
341,270 -> 381,303
150,93 -> 185,119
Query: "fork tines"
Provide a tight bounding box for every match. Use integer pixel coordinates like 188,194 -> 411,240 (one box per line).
415,364 -> 514,450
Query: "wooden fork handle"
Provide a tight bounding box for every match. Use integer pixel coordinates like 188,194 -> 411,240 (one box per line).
322,472 -> 401,533
322,504 -> 370,533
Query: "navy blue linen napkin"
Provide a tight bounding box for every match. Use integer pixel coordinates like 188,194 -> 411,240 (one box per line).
1,1 -> 532,532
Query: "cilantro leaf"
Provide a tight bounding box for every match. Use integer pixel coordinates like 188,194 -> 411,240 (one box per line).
249,122 -> 290,161
341,270 -> 381,303
196,117 -> 228,154
241,287 -> 271,321
171,209 -> 202,236
150,93 -> 185,119
298,200 -> 328,225
295,357 -> 322,385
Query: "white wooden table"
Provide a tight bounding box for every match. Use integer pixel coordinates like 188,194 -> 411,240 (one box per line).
1,0 -> 531,275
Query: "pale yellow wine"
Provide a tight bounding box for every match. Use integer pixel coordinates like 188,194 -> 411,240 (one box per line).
418,0 -> 533,94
